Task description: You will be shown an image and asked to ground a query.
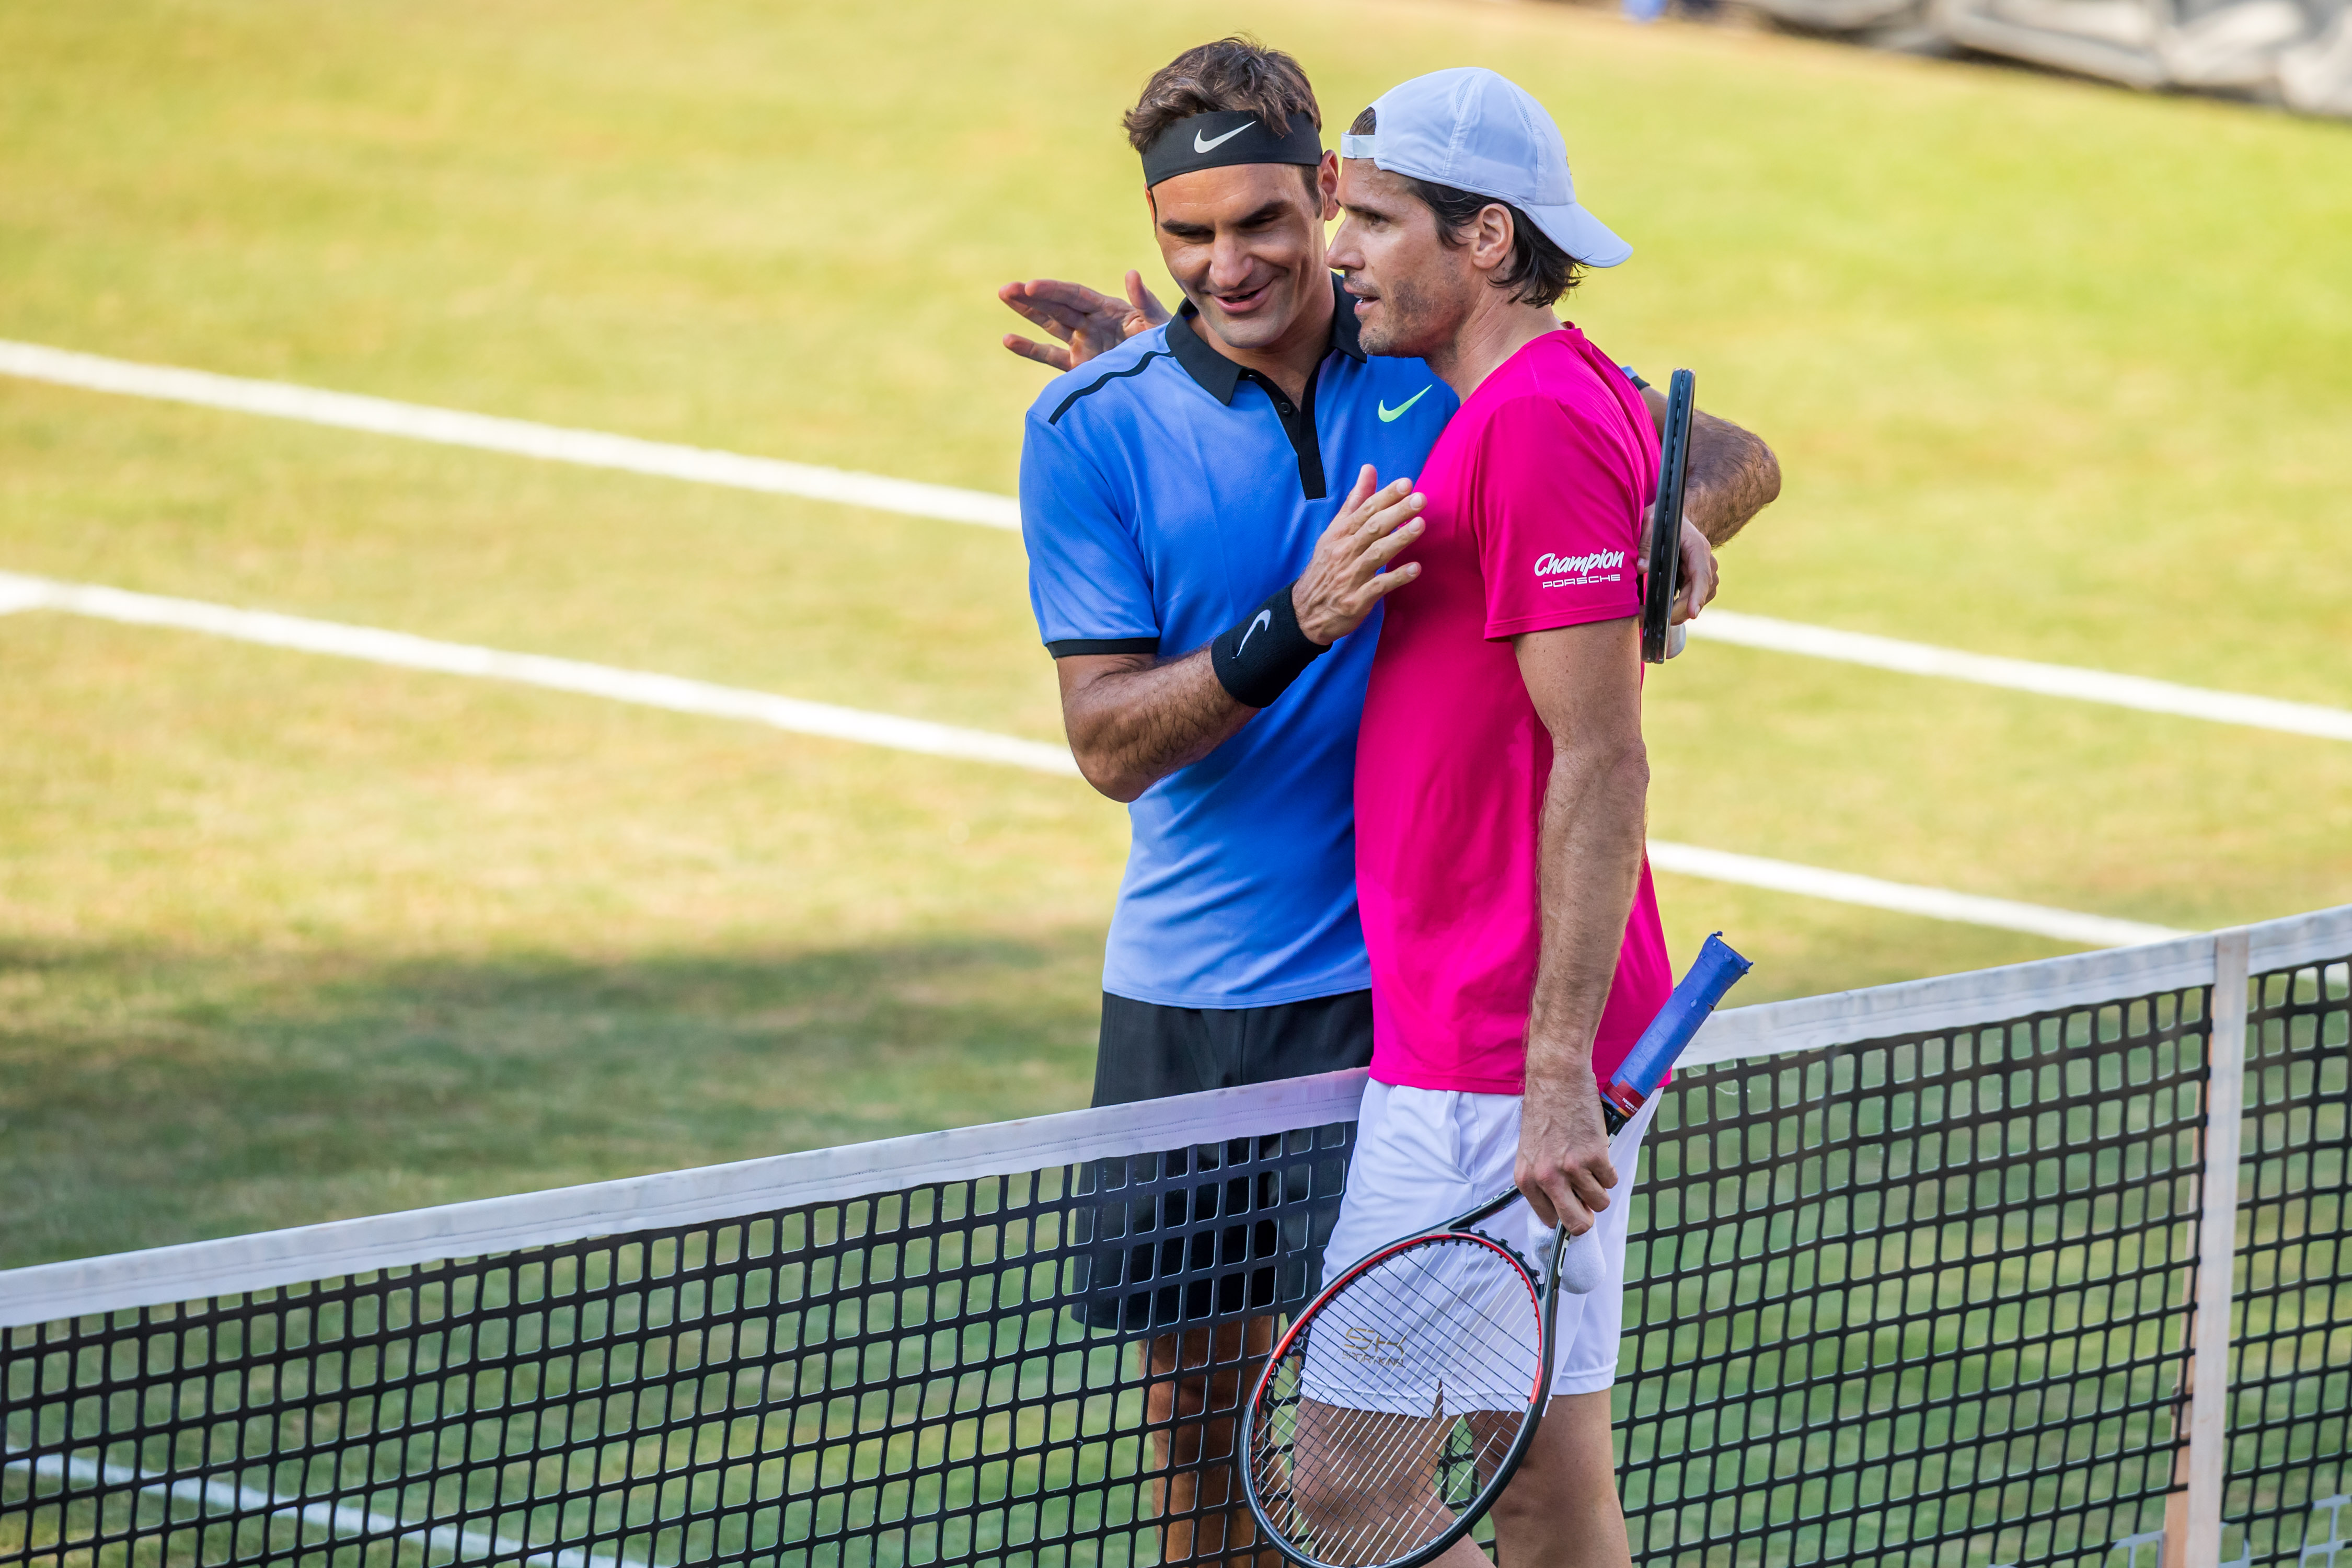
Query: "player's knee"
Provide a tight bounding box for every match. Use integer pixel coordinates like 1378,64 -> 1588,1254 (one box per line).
1488,1478 -> 1550,1534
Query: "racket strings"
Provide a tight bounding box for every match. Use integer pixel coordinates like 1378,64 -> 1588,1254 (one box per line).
1250,1236 -> 1545,1568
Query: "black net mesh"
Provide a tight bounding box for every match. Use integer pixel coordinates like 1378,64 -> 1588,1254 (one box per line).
4,941 -> 2347,1568
1616,945 -> 2352,1568
1616,980 -> 2213,1568
2225,954 -> 2351,1568
1,1124 -> 1354,1568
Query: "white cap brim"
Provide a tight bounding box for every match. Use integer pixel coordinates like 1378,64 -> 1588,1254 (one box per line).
1521,199 -> 1632,269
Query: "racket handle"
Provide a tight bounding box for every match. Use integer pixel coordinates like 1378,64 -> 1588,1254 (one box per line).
1600,933 -> 1754,1123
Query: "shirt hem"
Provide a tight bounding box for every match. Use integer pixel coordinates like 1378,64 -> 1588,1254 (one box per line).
1483,606 -> 1639,642
1367,1068 -> 1529,1095
1105,972 -> 1375,1010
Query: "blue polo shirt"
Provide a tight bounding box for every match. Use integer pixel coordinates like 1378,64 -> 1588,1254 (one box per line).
1019,278 -> 1459,1008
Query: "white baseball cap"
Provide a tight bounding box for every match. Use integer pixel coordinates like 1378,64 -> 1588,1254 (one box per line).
1338,67 -> 1631,269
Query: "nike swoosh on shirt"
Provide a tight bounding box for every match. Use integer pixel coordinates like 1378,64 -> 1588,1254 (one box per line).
1236,609 -> 1273,653
1194,122 -> 1253,153
1378,387 -> 1432,422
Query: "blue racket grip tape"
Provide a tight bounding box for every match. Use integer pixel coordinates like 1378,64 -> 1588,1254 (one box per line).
1604,933 -> 1752,1117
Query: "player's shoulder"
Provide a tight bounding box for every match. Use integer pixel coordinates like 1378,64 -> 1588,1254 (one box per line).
1025,326 -> 1182,434
1472,334 -> 1633,429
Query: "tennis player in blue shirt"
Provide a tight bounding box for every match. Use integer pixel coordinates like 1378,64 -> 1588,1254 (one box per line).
1000,37 -> 1781,1565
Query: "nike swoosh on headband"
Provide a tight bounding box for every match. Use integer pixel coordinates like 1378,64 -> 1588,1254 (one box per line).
1194,122 -> 1253,153
1378,387 -> 1432,422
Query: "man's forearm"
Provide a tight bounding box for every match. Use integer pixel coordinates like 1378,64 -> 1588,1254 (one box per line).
1057,649 -> 1252,803
1685,409 -> 1780,545
1523,737 -> 1650,1087
1642,388 -> 1783,546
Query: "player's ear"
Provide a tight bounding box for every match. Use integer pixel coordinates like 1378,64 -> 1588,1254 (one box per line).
1317,151 -> 1340,223
1474,203 -> 1517,275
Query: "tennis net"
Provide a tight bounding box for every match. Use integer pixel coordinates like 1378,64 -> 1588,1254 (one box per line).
4,904 -> 2346,1568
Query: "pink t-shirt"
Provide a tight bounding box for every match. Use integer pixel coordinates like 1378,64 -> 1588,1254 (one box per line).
1354,326 -> 1672,1095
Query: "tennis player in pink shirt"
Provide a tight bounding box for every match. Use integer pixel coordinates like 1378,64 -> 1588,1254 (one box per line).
1312,67 -> 1691,1568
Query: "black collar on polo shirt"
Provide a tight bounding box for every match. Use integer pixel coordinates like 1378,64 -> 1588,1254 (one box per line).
1163,274 -> 1365,501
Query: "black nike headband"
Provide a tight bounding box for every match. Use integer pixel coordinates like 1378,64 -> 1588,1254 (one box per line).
1140,110 -> 1326,188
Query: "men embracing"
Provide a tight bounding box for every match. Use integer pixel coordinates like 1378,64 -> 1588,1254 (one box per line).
1004,37 -> 1781,1565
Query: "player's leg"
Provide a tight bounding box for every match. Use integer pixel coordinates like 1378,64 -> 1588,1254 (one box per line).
1486,1391 -> 1631,1568
1462,1091 -> 1650,1568
1155,988 -> 1375,1564
1282,1083 -> 1483,1561
1148,1314 -> 1282,1566
1287,1398 -> 1458,1563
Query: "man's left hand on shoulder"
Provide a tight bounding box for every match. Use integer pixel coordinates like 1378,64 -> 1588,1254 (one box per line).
999,273 -> 1170,372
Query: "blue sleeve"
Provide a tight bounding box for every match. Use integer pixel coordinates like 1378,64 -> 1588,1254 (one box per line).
1019,408 -> 1160,656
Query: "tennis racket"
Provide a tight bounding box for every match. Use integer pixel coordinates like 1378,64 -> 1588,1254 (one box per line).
1240,934 -> 1751,1568
1641,367 -> 1697,664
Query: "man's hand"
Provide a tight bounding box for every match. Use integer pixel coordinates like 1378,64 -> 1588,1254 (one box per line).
999,273 -> 1171,372
1291,466 -> 1426,645
1638,507 -> 1720,625
1516,1068 -> 1619,1235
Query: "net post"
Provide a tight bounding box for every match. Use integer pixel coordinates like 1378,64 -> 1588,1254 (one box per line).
2185,927 -> 2250,1568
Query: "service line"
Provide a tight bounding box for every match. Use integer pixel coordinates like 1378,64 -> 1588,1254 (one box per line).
0,570 -> 2185,949
3,338 -> 2344,743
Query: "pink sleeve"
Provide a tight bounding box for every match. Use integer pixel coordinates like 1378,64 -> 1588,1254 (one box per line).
1467,394 -> 1647,641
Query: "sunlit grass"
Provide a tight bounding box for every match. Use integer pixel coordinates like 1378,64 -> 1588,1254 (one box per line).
0,0 -> 2346,1265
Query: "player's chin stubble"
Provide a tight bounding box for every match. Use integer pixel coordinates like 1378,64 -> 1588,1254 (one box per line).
1355,275 -> 1444,360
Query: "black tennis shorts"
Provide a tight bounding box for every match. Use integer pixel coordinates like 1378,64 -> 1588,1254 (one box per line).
1075,989 -> 1373,1334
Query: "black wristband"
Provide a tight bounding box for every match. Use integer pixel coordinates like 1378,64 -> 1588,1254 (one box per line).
1210,581 -> 1328,709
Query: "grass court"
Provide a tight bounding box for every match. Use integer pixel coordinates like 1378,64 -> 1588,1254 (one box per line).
1,0 -> 2347,1269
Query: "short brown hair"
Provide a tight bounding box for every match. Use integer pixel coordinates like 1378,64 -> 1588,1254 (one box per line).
1347,106 -> 1583,307
1126,38 -> 1322,197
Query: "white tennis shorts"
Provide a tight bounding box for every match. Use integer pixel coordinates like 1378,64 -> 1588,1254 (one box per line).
1299,1079 -> 1653,1414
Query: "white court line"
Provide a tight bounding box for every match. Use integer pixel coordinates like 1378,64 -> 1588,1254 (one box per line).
0,571 -> 1077,776
0,570 -> 2185,948
1689,610 -> 2352,743
0,339 -> 1021,529
1643,842 -> 2183,949
5,338 -> 2346,742
2,1450 -> 632,1568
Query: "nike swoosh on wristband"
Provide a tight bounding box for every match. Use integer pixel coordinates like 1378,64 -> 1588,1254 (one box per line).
1236,609 -> 1273,653
1377,387 -> 1431,422
1194,122 -> 1253,153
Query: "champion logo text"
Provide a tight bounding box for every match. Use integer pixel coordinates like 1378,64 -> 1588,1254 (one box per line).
1532,549 -> 1626,580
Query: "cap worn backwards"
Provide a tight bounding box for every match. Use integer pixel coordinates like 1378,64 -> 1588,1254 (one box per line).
1142,109 -> 1327,188
1337,67 -> 1631,269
